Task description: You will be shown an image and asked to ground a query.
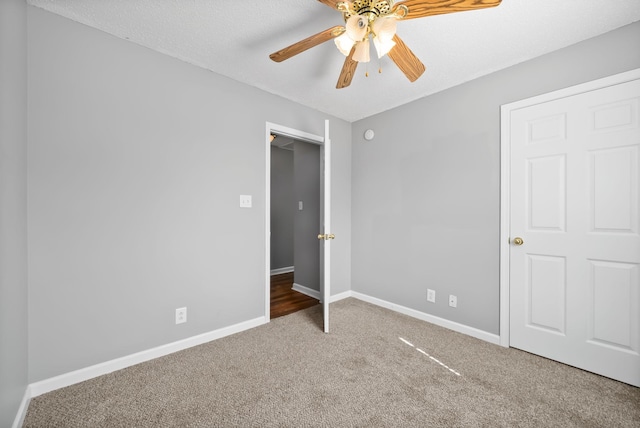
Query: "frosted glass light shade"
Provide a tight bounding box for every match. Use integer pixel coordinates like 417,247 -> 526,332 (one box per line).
353,38 -> 370,63
335,33 -> 355,56
372,17 -> 397,41
372,17 -> 397,58
345,15 -> 368,41
373,37 -> 396,58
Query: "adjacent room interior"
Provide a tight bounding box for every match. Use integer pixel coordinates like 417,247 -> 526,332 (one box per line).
270,133 -> 322,318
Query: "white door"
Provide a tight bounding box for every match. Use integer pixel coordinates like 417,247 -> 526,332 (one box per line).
319,120 -> 332,333
508,77 -> 640,386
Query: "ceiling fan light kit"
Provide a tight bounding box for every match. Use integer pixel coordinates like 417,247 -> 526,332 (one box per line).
333,7 -> 401,61
270,0 -> 502,89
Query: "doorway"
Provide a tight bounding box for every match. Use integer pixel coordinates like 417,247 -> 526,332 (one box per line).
500,69 -> 640,386
270,135 -> 321,318
265,121 -> 331,330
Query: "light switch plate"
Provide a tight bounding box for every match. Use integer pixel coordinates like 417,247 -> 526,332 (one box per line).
240,195 -> 252,208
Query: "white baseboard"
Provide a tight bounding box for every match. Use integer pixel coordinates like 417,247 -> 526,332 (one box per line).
270,266 -> 294,275
292,285 -> 349,303
12,386 -> 31,428
29,316 -> 267,398
329,290 -> 352,303
350,291 -> 500,345
26,292 -> 498,401
292,282 -> 321,300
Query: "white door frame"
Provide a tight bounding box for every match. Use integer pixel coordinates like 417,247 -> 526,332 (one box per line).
265,122 -> 326,322
499,68 -> 640,347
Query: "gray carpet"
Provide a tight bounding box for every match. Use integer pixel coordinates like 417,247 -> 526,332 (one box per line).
24,298 -> 640,427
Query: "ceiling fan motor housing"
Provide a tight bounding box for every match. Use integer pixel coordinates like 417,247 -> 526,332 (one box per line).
340,0 -> 394,21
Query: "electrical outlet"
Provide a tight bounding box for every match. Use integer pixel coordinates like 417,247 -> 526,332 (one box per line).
176,307 -> 187,324
427,289 -> 436,303
239,195 -> 252,208
449,295 -> 457,308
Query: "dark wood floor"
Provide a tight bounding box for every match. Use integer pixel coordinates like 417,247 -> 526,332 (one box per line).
270,272 -> 320,319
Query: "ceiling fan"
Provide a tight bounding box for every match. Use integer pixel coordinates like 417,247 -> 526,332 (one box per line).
269,0 -> 502,89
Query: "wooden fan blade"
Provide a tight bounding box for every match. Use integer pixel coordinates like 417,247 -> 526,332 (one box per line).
317,0 -> 339,9
397,0 -> 501,20
270,26 -> 345,62
336,46 -> 358,89
387,34 -> 425,82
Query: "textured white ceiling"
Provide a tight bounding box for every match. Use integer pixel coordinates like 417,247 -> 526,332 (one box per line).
27,0 -> 640,122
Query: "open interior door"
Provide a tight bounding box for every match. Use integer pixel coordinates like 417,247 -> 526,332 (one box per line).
318,120 -> 332,333
266,120 -> 332,332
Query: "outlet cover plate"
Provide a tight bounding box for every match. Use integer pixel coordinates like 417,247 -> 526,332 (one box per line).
427,289 -> 436,303
240,195 -> 252,208
449,295 -> 457,308
176,307 -> 187,324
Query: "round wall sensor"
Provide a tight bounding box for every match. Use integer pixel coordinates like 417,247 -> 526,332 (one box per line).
364,129 -> 375,141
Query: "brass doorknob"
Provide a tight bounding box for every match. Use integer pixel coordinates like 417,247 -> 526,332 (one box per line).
317,233 -> 335,240
512,237 -> 524,246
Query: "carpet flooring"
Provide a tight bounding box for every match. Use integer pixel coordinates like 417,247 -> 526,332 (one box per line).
24,298 -> 640,427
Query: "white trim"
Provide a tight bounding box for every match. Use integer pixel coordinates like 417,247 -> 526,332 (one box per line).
351,292 -> 500,345
270,266 -> 294,275
322,119 -> 331,333
499,94 -> 512,348
29,316 -> 266,397
265,124 -> 272,323
12,387 -> 31,428
504,69 -> 640,111
265,121 -> 325,326
498,68 -> 640,348
324,290 -> 499,344
268,123 -> 325,145
328,290 -> 352,303
292,282 -> 321,300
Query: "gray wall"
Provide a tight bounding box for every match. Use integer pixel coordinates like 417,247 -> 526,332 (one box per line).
270,146 -> 294,270
351,22 -> 640,335
293,141 -> 321,291
27,7 -> 351,383
0,0 -> 29,425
